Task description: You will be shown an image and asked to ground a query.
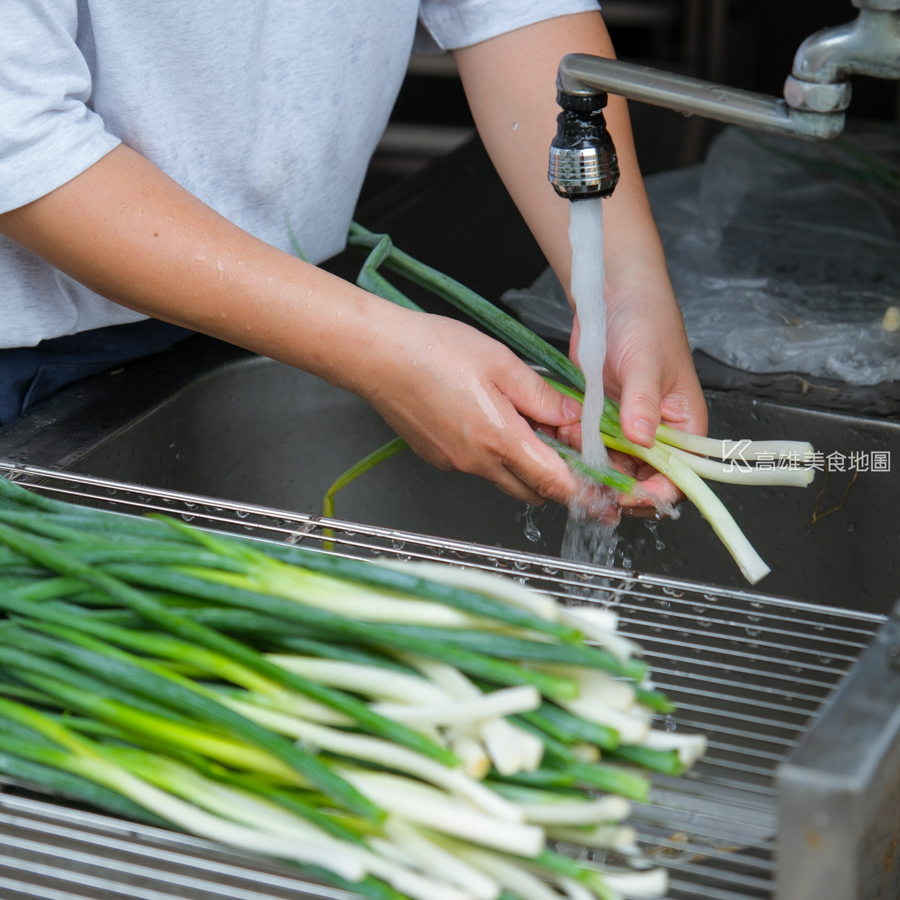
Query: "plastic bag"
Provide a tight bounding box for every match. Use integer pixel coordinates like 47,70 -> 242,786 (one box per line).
501,126 -> 900,385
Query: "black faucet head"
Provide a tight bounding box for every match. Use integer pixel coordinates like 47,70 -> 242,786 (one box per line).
548,90 -> 619,201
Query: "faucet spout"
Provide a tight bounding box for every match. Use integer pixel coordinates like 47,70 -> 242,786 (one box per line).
556,55 -> 845,141
553,0 -> 900,144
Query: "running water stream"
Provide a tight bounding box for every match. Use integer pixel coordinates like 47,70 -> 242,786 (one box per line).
561,198 -> 619,570
569,199 -> 608,471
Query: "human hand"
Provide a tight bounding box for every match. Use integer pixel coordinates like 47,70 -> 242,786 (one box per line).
558,271 -> 707,513
355,308 -> 584,506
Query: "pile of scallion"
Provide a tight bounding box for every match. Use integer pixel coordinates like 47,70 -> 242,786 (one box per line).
332,223 -> 817,585
0,473 -> 706,900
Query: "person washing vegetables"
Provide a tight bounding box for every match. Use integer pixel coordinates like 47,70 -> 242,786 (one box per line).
0,2 -> 706,512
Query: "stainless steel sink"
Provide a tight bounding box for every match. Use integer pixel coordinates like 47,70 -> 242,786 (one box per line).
4,349 -> 893,615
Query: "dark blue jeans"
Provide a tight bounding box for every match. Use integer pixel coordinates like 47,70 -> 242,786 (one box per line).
0,319 -> 194,428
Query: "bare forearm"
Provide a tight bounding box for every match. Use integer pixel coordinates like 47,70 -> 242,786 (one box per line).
455,12 -> 706,461
0,144 -> 400,394
454,11 -> 667,293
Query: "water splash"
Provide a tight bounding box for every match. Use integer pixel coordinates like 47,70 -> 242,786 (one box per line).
523,504 -> 541,543
645,520 -> 665,551
561,479 -> 620,570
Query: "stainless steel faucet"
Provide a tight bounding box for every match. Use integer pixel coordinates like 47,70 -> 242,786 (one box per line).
549,0 -> 900,200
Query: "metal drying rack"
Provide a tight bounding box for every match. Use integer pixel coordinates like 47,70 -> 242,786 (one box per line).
0,462 -> 885,900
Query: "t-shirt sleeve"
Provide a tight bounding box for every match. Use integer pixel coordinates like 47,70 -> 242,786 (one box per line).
415,0 -> 601,52
0,0 -> 121,214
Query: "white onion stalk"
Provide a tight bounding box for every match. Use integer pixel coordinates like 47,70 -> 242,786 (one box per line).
249,691 -> 355,726
593,867 -> 669,900
537,665 -> 635,712
449,731 -> 491,779
604,432 -> 771,585
558,875 -> 597,900
372,684 -> 541,727
642,730 -> 709,767
556,608 -> 642,663
570,742 -> 600,764
513,723 -> 546,772
558,605 -> 618,634
86,751 -> 364,881
560,697 -> 653,745
478,717 -> 544,776
454,846 -> 562,900
338,769 -> 545,857
384,819 -> 502,900
401,654 -> 482,700
398,655 -> 543,773
654,426 -> 813,463
548,824 -> 640,853
215,696 -> 522,821
666,445 -> 815,487
207,563 -> 485,627
361,844 -> 472,900
265,655 -> 449,705
519,796 -> 632,826
377,559 -> 560,622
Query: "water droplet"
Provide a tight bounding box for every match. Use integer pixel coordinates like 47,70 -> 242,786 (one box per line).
236,510 -> 249,519
699,618 -> 712,628
185,502 -> 197,510
621,557 -> 632,568
750,601 -> 763,609
511,122 -> 519,130
746,627 -> 761,638
515,576 -> 527,584
106,489 -> 117,496
392,540 -> 405,551
657,599 -> 670,610
813,624 -> 825,632
748,615 -> 761,623
819,657 -> 832,665
703,594 -> 719,603
664,716 -> 677,733
847,522 -> 856,532
181,514 -> 194,522
523,505 -> 541,543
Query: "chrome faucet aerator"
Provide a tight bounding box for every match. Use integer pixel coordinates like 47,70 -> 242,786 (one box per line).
548,89 -> 620,201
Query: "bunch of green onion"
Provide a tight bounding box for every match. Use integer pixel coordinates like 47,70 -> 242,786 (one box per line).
336,224 -> 817,585
0,473 -> 706,900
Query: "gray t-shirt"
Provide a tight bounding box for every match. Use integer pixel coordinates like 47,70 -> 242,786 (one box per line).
0,0 -> 598,348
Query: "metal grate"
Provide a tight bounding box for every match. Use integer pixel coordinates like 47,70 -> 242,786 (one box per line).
0,462 -> 886,900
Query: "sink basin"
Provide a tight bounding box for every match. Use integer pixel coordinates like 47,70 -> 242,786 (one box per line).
11,352 -> 892,617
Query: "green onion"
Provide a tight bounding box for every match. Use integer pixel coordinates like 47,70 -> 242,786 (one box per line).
0,480 -> 709,900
